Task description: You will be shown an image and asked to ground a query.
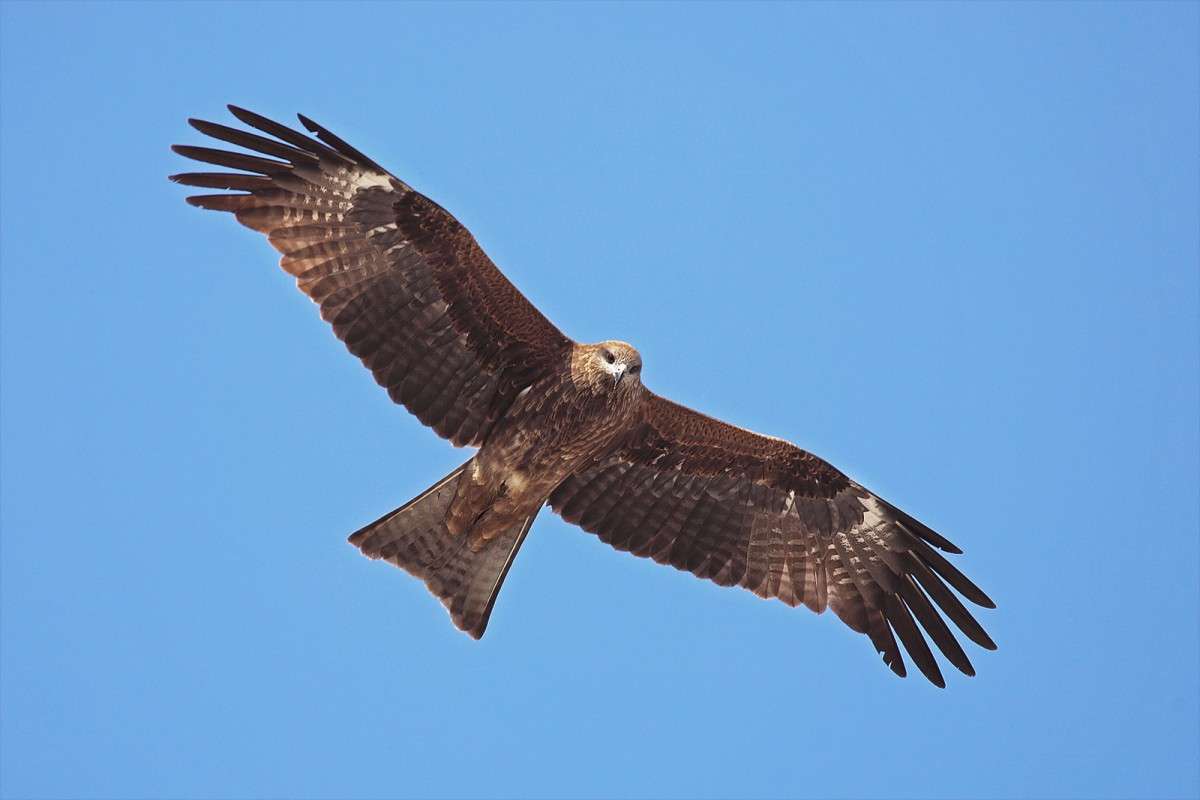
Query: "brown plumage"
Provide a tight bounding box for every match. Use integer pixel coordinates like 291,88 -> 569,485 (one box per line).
171,107 -> 996,686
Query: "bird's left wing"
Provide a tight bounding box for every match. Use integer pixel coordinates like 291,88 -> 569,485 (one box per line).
171,107 -> 573,447
549,392 -> 996,686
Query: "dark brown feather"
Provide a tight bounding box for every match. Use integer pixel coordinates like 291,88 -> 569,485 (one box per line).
866,606 -> 907,678
185,194 -> 255,212
170,144 -> 290,175
169,172 -> 273,191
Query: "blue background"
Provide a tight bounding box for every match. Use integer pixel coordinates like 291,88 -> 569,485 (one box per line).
2,3 -> 1197,798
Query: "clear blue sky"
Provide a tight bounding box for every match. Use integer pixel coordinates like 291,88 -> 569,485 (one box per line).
2,3 -> 1197,798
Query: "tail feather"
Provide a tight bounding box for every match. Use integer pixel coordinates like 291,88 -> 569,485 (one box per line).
348,462 -> 535,638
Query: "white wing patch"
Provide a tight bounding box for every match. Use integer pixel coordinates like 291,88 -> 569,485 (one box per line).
350,171 -> 394,191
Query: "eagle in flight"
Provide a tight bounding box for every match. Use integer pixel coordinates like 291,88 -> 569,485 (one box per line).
171,107 -> 996,686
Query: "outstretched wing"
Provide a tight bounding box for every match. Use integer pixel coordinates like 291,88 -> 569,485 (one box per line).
171,106 -> 572,446
549,392 -> 996,686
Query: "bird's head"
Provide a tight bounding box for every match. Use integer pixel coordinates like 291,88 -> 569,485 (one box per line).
586,340 -> 643,392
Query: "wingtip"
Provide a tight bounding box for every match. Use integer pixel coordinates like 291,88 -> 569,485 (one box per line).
296,112 -> 319,133
226,104 -> 256,124
921,661 -> 947,688
187,118 -> 225,137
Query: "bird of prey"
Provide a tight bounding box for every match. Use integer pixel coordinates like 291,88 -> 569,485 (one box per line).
171,106 -> 996,686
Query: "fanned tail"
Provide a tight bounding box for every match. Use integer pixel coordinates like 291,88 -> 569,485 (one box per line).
348,461 -> 535,638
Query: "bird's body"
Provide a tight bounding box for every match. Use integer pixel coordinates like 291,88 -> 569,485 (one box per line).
448,341 -> 644,548
172,107 -> 997,686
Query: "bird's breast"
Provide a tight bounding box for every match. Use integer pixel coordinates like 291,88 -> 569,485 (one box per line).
484,376 -> 638,481
452,377 -> 640,545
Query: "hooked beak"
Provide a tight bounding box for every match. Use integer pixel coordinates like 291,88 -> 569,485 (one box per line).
614,366 -> 627,387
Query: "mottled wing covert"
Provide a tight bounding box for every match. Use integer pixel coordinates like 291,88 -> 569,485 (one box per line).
550,392 -> 996,686
171,107 -> 572,446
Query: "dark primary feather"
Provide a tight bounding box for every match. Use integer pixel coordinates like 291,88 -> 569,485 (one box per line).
171,106 -> 572,446
549,392 -> 996,686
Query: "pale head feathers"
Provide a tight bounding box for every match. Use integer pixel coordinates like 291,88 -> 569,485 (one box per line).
573,340 -> 643,393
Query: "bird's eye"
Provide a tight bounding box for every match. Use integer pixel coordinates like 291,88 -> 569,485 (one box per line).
603,351 -> 615,364
630,364 -> 640,374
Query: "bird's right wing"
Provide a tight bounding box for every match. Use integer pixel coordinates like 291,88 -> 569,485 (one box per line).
171,106 -> 573,446
550,392 -> 996,686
